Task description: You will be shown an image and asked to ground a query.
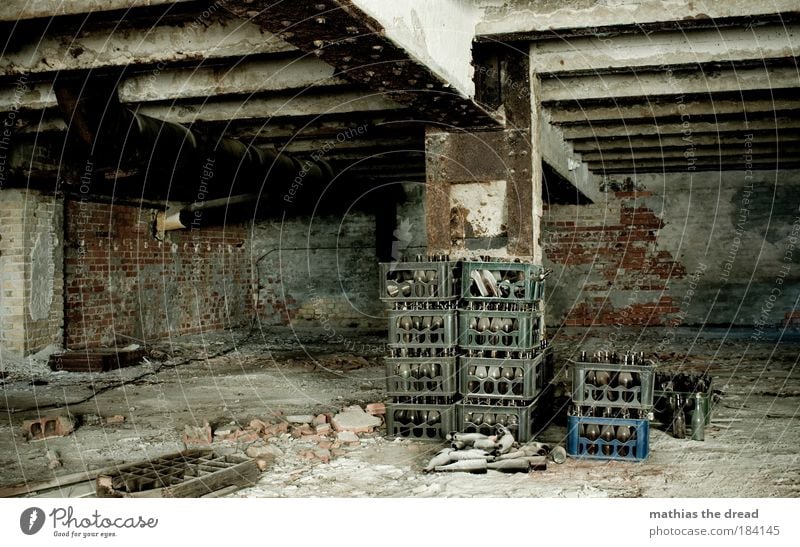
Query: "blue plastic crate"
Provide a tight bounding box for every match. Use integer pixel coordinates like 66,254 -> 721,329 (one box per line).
567,415 -> 649,461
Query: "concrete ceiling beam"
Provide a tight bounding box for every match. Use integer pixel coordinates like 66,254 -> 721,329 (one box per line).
560,117 -> 800,139
571,132 -> 800,152
476,0 -> 800,39
117,56 -> 346,102
135,90 -> 404,124
0,0 -> 195,21
0,56 -> 349,112
0,13 -> 294,76
530,24 -> 799,75
587,156 -> 798,171
547,97 -> 800,124
580,145 -> 800,163
540,64 -> 800,103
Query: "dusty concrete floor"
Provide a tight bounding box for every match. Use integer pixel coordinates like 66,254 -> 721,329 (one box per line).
1,326 -> 798,497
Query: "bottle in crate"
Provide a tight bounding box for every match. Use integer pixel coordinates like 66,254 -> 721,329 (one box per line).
566,412 -> 650,461
386,402 -> 457,441
380,257 -> 460,305
461,260 -> 548,304
457,399 -> 545,443
569,355 -> 655,410
388,309 -> 457,351
459,349 -> 551,401
385,355 -> 458,399
458,308 -> 543,354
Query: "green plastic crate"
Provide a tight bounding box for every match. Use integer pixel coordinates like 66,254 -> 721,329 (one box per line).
461,261 -> 544,304
386,403 -> 457,441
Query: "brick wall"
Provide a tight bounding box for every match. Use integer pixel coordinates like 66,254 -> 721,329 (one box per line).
64,201 -> 251,348
251,211 -> 386,330
0,189 -> 64,354
543,170 -> 800,328
543,190 -> 686,327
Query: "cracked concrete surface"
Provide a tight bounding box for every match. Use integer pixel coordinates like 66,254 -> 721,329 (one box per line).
0,327 -> 798,497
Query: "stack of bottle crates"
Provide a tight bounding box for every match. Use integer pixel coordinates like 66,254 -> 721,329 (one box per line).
566,351 -> 654,461
381,255 -> 461,440
456,259 -> 552,443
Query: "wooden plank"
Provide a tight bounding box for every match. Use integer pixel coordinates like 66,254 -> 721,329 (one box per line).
160,460 -> 259,498
48,348 -> 144,372
0,463 -> 123,498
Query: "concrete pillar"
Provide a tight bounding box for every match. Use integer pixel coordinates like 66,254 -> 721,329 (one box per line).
0,189 -> 64,355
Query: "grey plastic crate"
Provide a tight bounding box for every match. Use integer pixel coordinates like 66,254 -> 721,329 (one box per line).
380,261 -> 460,303
462,261 -> 543,304
458,309 -> 542,352
385,356 -> 458,398
388,309 -> 457,350
569,359 -> 655,410
459,352 -> 547,400
457,400 -> 539,443
386,403 -> 457,441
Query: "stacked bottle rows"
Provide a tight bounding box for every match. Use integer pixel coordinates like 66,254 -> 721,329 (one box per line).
566,351 -> 654,461
457,260 -> 552,443
382,256 -> 462,440
382,257 -> 552,442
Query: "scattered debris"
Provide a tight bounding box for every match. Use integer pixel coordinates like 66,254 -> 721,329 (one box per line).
213,423 -> 241,439
24,415 -> 76,441
104,415 -> 126,426
46,450 -> 62,470
366,402 -> 386,416
332,405 -> 382,433
336,431 -> 360,444
183,422 -> 212,445
244,444 -> 283,463
291,424 -> 315,438
286,415 -> 315,424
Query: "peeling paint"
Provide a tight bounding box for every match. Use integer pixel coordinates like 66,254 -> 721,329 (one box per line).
28,230 -> 55,322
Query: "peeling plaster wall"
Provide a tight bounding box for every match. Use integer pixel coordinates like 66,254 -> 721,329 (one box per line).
28,230 -> 55,321
0,189 -> 63,355
543,170 -> 800,329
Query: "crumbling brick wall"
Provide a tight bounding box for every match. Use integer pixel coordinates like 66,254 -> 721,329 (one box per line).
543,170 -> 800,329
64,201 -> 251,348
543,190 -> 686,327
